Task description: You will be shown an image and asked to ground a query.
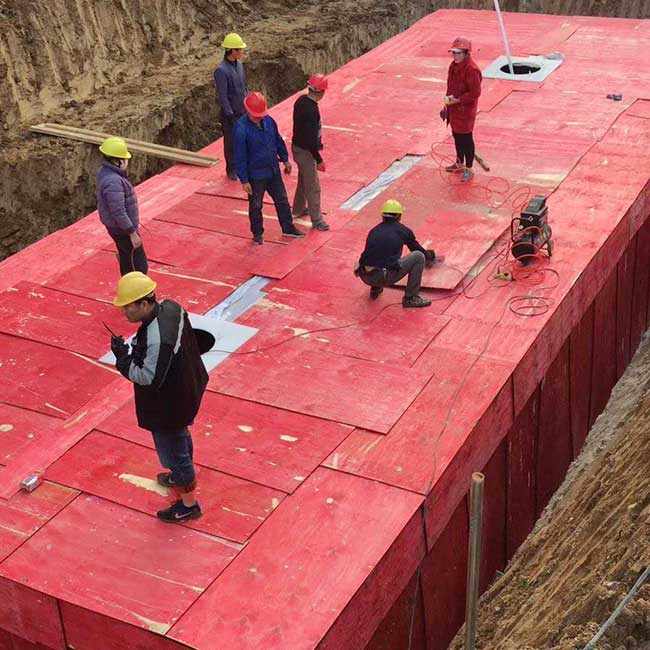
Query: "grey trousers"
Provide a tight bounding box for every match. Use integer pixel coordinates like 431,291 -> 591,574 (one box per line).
359,251 -> 425,298
291,144 -> 323,224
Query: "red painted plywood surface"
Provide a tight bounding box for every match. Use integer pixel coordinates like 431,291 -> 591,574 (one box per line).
96,391 -> 353,494
209,336 -> 433,433
169,468 -> 423,650
616,246 -> 636,379
0,282 -> 130,358
0,334 -> 115,419
631,223 -> 650,352
46,431 -> 284,542
0,496 -> 238,635
570,305 -> 595,457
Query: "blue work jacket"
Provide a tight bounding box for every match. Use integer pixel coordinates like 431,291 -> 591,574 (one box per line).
233,114 -> 289,183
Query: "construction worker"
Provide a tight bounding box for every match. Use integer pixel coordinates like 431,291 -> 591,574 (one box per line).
291,73 -> 330,231
234,91 -> 304,244
355,199 -> 438,308
214,32 -> 248,180
96,137 -> 148,275
110,272 -> 208,523
443,37 -> 482,183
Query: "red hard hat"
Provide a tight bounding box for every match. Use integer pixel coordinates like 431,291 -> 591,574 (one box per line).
449,37 -> 472,52
308,73 -> 328,92
244,92 -> 267,118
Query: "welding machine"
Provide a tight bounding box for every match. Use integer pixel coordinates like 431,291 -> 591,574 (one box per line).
511,195 -> 553,264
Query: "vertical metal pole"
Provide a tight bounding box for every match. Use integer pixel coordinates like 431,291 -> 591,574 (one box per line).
493,0 -> 515,74
464,472 -> 485,650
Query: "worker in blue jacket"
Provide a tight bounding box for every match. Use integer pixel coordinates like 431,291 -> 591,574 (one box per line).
234,92 -> 304,244
96,137 -> 148,275
214,33 -> 248,180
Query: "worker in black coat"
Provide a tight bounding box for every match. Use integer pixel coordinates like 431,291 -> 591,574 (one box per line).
110,272 -> 208,523
355,199 -> 439,308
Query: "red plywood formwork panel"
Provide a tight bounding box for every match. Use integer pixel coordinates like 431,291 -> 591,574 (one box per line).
0,404 -> 63,464
421,497 -> 468,650
209,336 -> 433,433
0,481 -> 78,563
0,282 -> 132,358
0,628 -> 57,650
0,496 -> 238,636
45,250 -> 240,313
0,578 -> 65,649
0,334 -> 115,419
616,244 -> 636,379
506,388 -> 539,560
46,432 -> 284,543
536,339 -> 573,516
590,273 -> 618,427
630,222 -> 650,352
97,392 -> 353,494
479,439 -> 507,593
361,571 -> 427,650
60,602 -> 191,650
169,468 -> 423,650
570,305 -> 595,457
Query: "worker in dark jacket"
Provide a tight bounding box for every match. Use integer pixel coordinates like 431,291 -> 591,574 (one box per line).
291,73 -> 329,231
96,137 -> 147,275
355,199 -> 438,308
443,37 -> 482,183
110,272 -> 208,523
234,91 -> 304,244
214,32 -> 248,180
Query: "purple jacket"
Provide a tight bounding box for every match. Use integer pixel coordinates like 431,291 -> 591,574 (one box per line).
96,162 -> 139,235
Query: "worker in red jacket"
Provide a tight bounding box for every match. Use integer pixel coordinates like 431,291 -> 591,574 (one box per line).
443,37 -> 482,183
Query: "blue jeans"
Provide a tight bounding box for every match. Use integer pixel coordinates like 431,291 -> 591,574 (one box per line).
248,173 -> 293,236
151,427 -> 196,490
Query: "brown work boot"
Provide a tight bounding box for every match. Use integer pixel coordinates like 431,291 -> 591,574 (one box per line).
402,295 -> 431,309
445,162 -> 464,173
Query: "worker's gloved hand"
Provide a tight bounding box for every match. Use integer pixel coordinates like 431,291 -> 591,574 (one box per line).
111,335 -> 132,378
317,161 -> 326,172
425,249 -> 436,267
439,107 -> 448,122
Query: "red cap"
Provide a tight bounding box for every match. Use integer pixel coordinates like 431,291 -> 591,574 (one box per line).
449,37 -> 472,52
244,92 -> 267,118
308,73 -> 329,92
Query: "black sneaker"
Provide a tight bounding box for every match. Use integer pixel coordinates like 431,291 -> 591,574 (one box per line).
157,472 -> 176,488
370,286 -> 383,300
227,172 -> 238,181
402,295 -> 431,308
282,225 -> 305,238
157,500 -> 202,523
312,221 -> 330,231
253,234 -> 264,245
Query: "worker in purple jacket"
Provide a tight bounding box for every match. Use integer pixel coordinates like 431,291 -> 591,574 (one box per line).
214,32 -> 248,180
96,137 -> 148,275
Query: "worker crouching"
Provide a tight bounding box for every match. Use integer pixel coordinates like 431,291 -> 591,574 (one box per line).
355,200 -> 438,308
110,272 -> 208,523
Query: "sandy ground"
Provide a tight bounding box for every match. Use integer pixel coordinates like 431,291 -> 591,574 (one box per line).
449,332 -> 650,650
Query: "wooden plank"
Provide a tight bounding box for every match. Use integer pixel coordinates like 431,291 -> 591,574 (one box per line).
506,387 -> 539,560
30,123 -> 218,167
421,497 -> 468,650
96,391 -> 353,494
590,273 -> 618,427
569,304 -> 594,456
0,578 -> 65,649
168,468 -> 423,650
46,431 -> 284,543
0,496 -> 238,635
536,339 -> 573,516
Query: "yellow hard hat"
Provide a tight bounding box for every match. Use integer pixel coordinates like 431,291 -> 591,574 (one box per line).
113,272 -> 157,307
381,199 -> 404,216
221,33 -> 246,49
99,136 -> 132,160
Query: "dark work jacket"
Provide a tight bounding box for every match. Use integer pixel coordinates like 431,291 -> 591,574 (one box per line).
292,94 -> 323,163
446,56 -> 482,134
234,114 -> 289,183
214,58 -> 248,119
96,162 -> 139,236
120,300 -> 208,432
359,220 -> 427,271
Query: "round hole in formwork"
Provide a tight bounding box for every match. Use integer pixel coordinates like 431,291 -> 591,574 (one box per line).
500,62 -> 541,75
193,328 -> 216,354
